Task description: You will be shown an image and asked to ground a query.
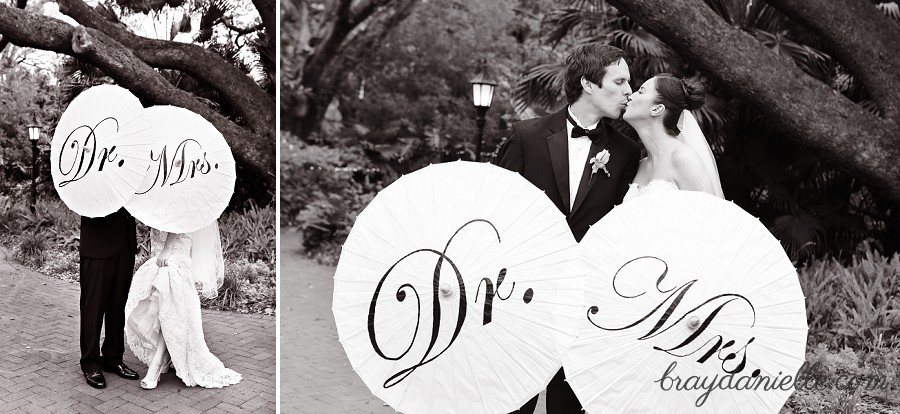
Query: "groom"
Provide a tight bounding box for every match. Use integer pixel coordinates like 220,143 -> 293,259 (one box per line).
79,207 -> 140,388
497,43 -> 641,413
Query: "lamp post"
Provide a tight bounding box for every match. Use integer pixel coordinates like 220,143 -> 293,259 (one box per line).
470,59 -> 495,162
27,123 -> 41,214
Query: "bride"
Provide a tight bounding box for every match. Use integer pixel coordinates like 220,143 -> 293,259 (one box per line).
124,221 -> 242,389
621,73 -> 724,201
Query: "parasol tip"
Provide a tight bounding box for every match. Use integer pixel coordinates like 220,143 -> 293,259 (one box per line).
686,315 -> 701,330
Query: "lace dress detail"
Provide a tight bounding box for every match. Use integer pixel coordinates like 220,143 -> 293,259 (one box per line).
622,179 -> 679,203
124,229 -> 241,388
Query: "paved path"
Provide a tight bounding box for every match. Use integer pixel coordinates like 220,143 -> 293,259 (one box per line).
279,230 -> 548,414
0,248 -> 275,413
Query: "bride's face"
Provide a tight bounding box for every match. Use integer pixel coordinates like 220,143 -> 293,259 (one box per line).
623,78 -> 663,125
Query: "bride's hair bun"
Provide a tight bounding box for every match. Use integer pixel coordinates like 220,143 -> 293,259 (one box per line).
681,78 -> 705,111
653,73 -> 706,135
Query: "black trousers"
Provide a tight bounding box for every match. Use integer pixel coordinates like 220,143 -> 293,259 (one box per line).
511,368 -> 584,414
79,250 -> 135,373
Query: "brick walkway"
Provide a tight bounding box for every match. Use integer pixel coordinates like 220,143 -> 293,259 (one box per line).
279,230 -> 549,414
0,248 -> 275,413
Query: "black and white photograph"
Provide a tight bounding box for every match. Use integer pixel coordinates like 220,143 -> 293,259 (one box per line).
282,0 -> 900,413
0,0 -> 276,411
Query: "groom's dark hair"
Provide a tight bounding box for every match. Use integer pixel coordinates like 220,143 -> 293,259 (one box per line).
565,43 -> 627,105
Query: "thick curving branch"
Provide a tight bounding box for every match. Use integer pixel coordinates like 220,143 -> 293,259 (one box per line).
604,0 -> 900,204
56,0 -> 274,138
0,0 -> 27,52
0,3 -> 274,190
765,0 -> 900,124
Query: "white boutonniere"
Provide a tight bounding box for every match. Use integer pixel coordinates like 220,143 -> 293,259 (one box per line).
589,149 -> 611,185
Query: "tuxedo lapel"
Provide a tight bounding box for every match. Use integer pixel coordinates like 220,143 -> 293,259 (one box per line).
571,120 -> 616,215
570,140 -> 603,215
545,108 -> 570,215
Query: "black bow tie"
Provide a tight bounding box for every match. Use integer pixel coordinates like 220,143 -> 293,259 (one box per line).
567,113 -> 606,144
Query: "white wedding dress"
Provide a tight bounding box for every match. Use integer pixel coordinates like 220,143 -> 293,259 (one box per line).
622,179 -> 679,203
124,228 -> 241,388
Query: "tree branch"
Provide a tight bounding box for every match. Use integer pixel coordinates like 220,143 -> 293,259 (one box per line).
57,0 -> 274,139
0,4 -> 274,190
0,0 -> 27,53
288,0 -> 418,138
251,0 -> 275,35
220,16 -> 263,35
302,0 -> 354,82
604,0 -> 900,204
766,0 -> 900,124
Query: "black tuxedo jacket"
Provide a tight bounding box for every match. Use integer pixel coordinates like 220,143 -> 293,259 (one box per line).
497,107 -> 641,242
80,207 -> 138,259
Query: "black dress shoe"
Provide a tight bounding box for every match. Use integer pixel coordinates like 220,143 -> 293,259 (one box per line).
102,363 -> 140,380
84,370 -> 106,389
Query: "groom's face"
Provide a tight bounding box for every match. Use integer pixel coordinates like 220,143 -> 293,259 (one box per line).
588,58 -> 632,119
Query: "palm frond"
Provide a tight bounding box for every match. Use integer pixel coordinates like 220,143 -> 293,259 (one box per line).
57,58 -> 112,106
703,0 -> 748,25
858,100 -> 882,116
195,0 -> 232,42
543,9 -> 591,45
749,28 -> 832,80
692,93 -> 735,154
513,62 -> 565,112
169,9 -> 192,40
771,213 -> 825,262
563,0 -> 606,11
607,28 -> 670,60
114,0 -> 185,14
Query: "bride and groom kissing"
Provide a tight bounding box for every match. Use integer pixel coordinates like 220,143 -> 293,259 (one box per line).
79,208 -> 240,390
497,43 -> 723,413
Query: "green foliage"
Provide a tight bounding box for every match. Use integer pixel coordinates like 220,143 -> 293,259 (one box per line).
219,200 -> 276,263
281,135 -> 379,265
783,345 -> 900,413
0,194 -> 275,313
801,246 -> 900,350
14,231 -> 47,268
329,0 -> 528,163
202,257 -> 274,313
285,0 -> 561,262
0,47 -> 60,189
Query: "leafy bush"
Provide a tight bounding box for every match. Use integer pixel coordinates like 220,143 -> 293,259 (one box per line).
0,194 -> 276,313
782,345 -> 900,413
14,231 -> 47,267
800,245 -> 900,350
281,136 -> 380,265
220,201 -> 276,263
202,258 -> 275,314
0,194 -> 26,243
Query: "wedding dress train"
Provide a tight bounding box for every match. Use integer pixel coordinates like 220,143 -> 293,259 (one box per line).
124,227 -> 241,388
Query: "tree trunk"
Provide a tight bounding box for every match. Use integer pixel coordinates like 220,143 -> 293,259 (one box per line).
604,0 -> 900,205
57,0 -> 275,139
765,0 -> 900,123
281,0 -> 419,140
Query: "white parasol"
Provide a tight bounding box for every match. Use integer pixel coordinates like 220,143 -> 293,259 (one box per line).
51,84 -> 152,217
333,161 -> 584,414
125,106 -> 235,233
564,191 -> 808,413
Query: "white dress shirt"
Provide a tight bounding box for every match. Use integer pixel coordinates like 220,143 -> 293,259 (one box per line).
566,107 -> 599,210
